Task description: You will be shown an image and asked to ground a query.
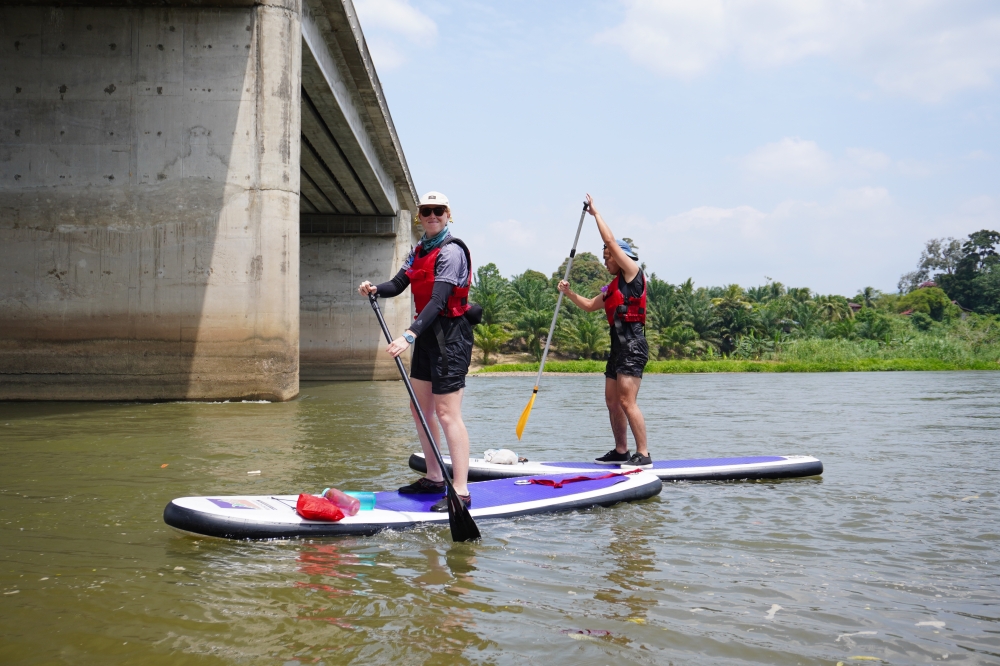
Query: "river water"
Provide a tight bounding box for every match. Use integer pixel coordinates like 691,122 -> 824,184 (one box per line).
1,372 -> 998,665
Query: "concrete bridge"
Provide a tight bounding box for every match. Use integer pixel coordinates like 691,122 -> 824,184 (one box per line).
0,0 -> 420,401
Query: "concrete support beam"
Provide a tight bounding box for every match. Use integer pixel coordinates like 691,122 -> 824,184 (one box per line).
300,214 -> 396,236
0,3 -> 302,400
300,209 -> 416,381
299,2 -> 397,216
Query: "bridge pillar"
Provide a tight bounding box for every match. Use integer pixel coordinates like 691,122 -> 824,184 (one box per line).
0,2 -> 302,400
299,211 -> 417,381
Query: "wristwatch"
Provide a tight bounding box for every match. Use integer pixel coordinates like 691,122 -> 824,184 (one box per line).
402,331 -> 416,344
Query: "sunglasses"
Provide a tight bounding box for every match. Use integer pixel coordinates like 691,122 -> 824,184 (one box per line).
419,206 -> 447,218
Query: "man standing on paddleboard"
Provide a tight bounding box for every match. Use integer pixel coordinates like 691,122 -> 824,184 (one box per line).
358,192 -> 476,510
557,194 -> 652,469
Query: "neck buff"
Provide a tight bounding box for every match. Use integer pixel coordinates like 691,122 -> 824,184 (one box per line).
418,225 -> 451,252
403,225 -> 451,270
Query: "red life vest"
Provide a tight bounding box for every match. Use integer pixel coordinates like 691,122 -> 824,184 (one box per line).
603,272 -> 647,327
405,237 -> 472,318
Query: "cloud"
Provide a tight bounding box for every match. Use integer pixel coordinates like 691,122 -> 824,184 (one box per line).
598,0 -> 1000,101
462,218 -> 543,269
656,204 -> 767,236
934,196 -> 999,242
845,148 -> 891,173
628,188 -> 908,292
895,159 -> 934,178
739,138 -> 936,183
362,38 -> 407,70
355,0 -> 437,69
957,195 -> 996,216
739,137 -> 834,183
835,186 -> 893,210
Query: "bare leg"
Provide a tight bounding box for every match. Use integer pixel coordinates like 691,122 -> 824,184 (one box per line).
616,374 -> 648,455
433,388 -> 470,496
409,378 -> 444,483
604,377 -> 629,453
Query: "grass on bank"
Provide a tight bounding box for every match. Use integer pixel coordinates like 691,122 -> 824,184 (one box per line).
476,337 -> 1000,374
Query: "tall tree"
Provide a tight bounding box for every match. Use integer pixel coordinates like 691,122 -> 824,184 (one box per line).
936,230 -> 1000,313
550,251 -> 611,299
898,237 -> 963,293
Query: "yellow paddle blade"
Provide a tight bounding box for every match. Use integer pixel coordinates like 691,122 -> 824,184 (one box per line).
515,387 -> 539,440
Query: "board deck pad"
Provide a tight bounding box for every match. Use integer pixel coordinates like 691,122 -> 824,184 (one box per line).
409,452 -> 823,482
164,470 -> 662,540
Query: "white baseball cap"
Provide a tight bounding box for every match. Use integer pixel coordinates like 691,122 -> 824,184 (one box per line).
418,191 -> 450,208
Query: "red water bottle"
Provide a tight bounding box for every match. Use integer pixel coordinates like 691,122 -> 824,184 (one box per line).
321,487 -> 360,516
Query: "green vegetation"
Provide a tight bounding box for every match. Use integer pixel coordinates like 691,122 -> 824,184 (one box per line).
479,357 -> 997,374
470,230 -> 1000,373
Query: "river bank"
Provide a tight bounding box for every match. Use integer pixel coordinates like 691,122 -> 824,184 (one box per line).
474,335 -> 1000,374
476,357 -> 999,374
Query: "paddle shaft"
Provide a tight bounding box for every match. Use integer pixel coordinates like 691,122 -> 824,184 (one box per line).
368,295 -> 459,496
533,201 -> 589,389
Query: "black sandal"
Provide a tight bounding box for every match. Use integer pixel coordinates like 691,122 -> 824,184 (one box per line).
397,477 -> 446,495
431,493 -> 471,512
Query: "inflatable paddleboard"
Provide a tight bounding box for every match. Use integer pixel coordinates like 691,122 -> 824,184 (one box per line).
163,470 -> 662,540
409,452 -> 823,482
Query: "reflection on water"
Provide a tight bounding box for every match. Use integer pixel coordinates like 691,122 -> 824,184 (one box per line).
1,373 -> 999,664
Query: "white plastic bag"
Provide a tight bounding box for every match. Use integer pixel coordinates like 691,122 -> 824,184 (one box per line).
483,448 -> 518,465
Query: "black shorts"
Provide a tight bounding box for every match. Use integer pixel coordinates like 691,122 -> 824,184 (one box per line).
605,335 -> 649,379
410,316 -> 474,394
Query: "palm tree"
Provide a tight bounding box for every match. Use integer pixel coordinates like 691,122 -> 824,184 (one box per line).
646,274 -> 683,331
712,284 -> 757,353
791,300 -> 820,337
747,281 -> 785,303
815,295 -> 853,322
786,287 -> 812,303
470,263 -> 510,326
473,323 -> 510,365
651,324 -> 705,359
556,310 -> 610,359
678,279 -> 722,352
830,318 -> 858,339
508,270 -> 554,313
514,309 -> 554,361
856,286 -> 881,309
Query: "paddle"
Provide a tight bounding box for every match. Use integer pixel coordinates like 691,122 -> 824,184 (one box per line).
368,294 -> 481,542
516,200 -> 590,440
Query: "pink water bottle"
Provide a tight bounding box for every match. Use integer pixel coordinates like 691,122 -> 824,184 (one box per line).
322,487 -> 360,516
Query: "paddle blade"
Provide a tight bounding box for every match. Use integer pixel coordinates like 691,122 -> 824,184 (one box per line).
515,388 -> 538,440
446,486 -> 480,542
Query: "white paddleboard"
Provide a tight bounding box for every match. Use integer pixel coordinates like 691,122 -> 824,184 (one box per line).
164,470 -> 663,539
409,452 -> 823,482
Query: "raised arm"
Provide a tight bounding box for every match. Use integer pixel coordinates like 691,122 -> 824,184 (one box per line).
586,194 -> 639,283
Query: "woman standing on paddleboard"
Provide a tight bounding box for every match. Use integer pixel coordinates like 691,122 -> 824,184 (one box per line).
357,192 -> 476,511
557,194 -> 652,469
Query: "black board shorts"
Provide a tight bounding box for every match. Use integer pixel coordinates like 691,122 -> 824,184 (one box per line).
605,335 -> 649,380
410,316 -> 473,394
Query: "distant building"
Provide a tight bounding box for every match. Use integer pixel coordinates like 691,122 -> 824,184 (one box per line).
918,280 -> 937,288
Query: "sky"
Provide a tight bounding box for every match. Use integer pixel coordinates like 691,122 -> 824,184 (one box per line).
354,0 -> 1000,295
